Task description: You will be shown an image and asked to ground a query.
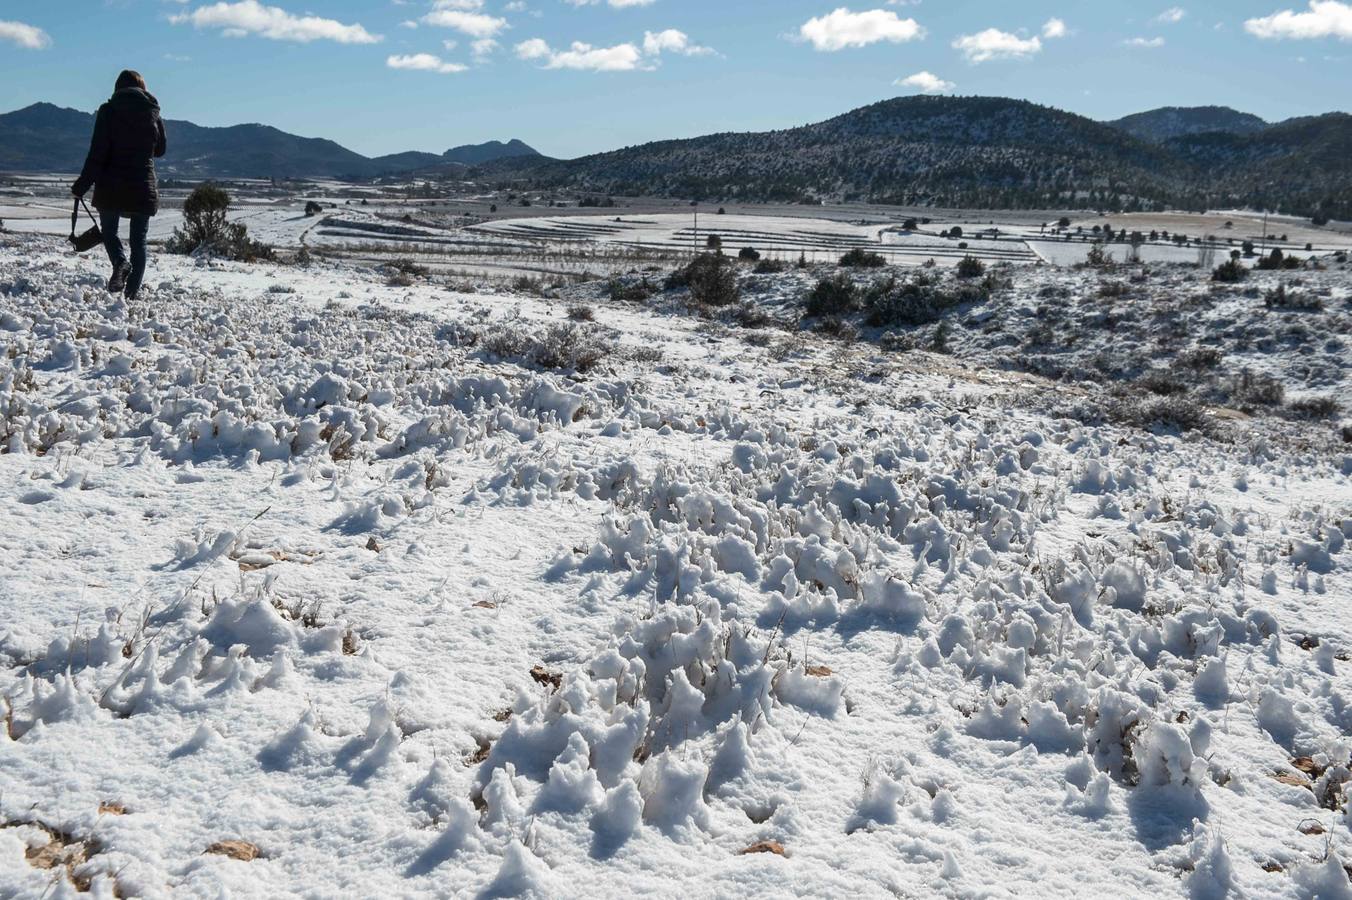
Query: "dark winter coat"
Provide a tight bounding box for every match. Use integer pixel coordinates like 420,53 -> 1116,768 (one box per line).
72,87 -> 167,217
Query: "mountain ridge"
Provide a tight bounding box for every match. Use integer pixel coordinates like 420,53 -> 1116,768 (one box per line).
0,102 -> 543,179
470,96 -> 1348,220
2,97 -> 1346,220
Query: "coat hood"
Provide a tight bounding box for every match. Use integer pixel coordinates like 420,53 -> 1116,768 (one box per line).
107,87 -> 160,113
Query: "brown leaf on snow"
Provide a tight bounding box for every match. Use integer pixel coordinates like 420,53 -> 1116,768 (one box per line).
804,665 -> 833,677
1272,772 -> 1311,788
473,600 -> 497,609
530,665 -> 562,690
1298,821 -> 1326,836
98,802 -> 127,816
1291,756 -> 1324,777
739,840 -> 787,856
206,840 -> 261,862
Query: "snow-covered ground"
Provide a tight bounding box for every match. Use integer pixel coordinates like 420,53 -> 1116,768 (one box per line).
2,231 -> 1351,898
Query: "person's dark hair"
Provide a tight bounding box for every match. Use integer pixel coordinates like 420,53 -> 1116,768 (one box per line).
115,70 -> 146,91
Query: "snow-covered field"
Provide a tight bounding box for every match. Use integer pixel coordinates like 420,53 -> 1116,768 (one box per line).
2,230 -> 1351,898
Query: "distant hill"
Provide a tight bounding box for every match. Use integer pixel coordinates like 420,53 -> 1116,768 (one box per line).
0,102 -> 541,179
1106,106 -> 1270,143
444,139 -> 540,167
474,95 -> 1348,220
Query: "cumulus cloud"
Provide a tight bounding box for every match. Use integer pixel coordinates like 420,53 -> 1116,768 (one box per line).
895,70 -> 954,93
387,52 -> 467,73
641,29 -> 712,56
1155,7 -> 1187,24
1042,17 -> 1067,39
423,8 -> 508,38
952,28 -> 1041,62
0,20 -> 51,49
516,26 -> 710,70
798,8 -> 924,51
1123,36 -> 1166,47
515,39 -> 644,70
1245,0 -> 1352,39
169,1 -> 380,43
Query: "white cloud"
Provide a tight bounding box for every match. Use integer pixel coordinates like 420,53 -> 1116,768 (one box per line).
472,38 -> 498,58
798,8 -> 924,51
565,0 -> 656,7
952,28 -> 1041,62
1042,17 -> 1067,39
1123,36 -> 1166,47
895,70 -> 954,93
516,39 -> 644,70
423,9 -> 508,38
1245,0 -> 1352,39
516,26 -> 710,71
387,52 -> 467,73
0,20 -> 51,49
1154,7 -> 1187,24
641,29 -> 712,56
169,1 -> 380,43
515,37 -> 551,59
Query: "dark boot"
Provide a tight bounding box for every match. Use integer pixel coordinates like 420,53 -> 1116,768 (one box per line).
108,261 -> 131,294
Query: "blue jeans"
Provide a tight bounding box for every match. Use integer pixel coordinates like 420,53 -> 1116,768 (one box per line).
99,209 -> 151,298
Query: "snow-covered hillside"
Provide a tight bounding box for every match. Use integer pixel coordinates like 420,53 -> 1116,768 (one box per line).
1,233 -> 1350,899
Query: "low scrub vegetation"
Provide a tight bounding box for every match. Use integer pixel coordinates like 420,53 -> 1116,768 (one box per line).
483,322 -> 612,373
166,183 -> 273,262
666,253 -> 739,307
839,248 -> 886,268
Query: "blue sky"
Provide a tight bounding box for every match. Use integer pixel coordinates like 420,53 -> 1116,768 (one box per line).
2,1 -> 1350,159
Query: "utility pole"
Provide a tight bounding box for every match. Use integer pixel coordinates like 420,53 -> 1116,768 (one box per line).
1261,210 -> 1269,257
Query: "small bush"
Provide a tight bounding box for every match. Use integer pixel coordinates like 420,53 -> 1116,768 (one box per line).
566,304 -> 595,322
865,277 -> 989,328
805,274 -> 858,317
1263,284 -> 1323,311
512,275 -> 545,295
706,234 -> 723,249
1212,259 -> 1247,283
666,253 -> 739,306
1120,396 -> 1208,432
1138,368 -> 1189,396
738,246 -> 761,262
955,255 -> 985,279
1288,396 -> 1340,419
1225,369 -> 1285,410
839,247 -> 886,268
304,200 -> 323,217
167,183 -> 272,262
484,322 -> 611,373
814,316 -> 860,341
731,303 -> 774,328
607,277 -> 657,302
753,258 -> 787,274
1175,347 -> 1223,370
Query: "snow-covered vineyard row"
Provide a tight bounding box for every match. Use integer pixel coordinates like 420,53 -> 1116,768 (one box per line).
1,233 -> 1350,898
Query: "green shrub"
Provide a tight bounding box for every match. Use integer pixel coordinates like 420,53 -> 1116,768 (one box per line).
1211,259 -> 1247,283
666,253 -> 739,306
839,247 -> 886,268
738,246 -> 761,261
607,277 -> 657,302
166,183 -> 273,262
955,255 -> 985,279
865,277 -> 989,327
805,274 -> 857,317
753,258 -> 786,274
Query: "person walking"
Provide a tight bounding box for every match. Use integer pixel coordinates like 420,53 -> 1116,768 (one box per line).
71,70 -> 167,301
